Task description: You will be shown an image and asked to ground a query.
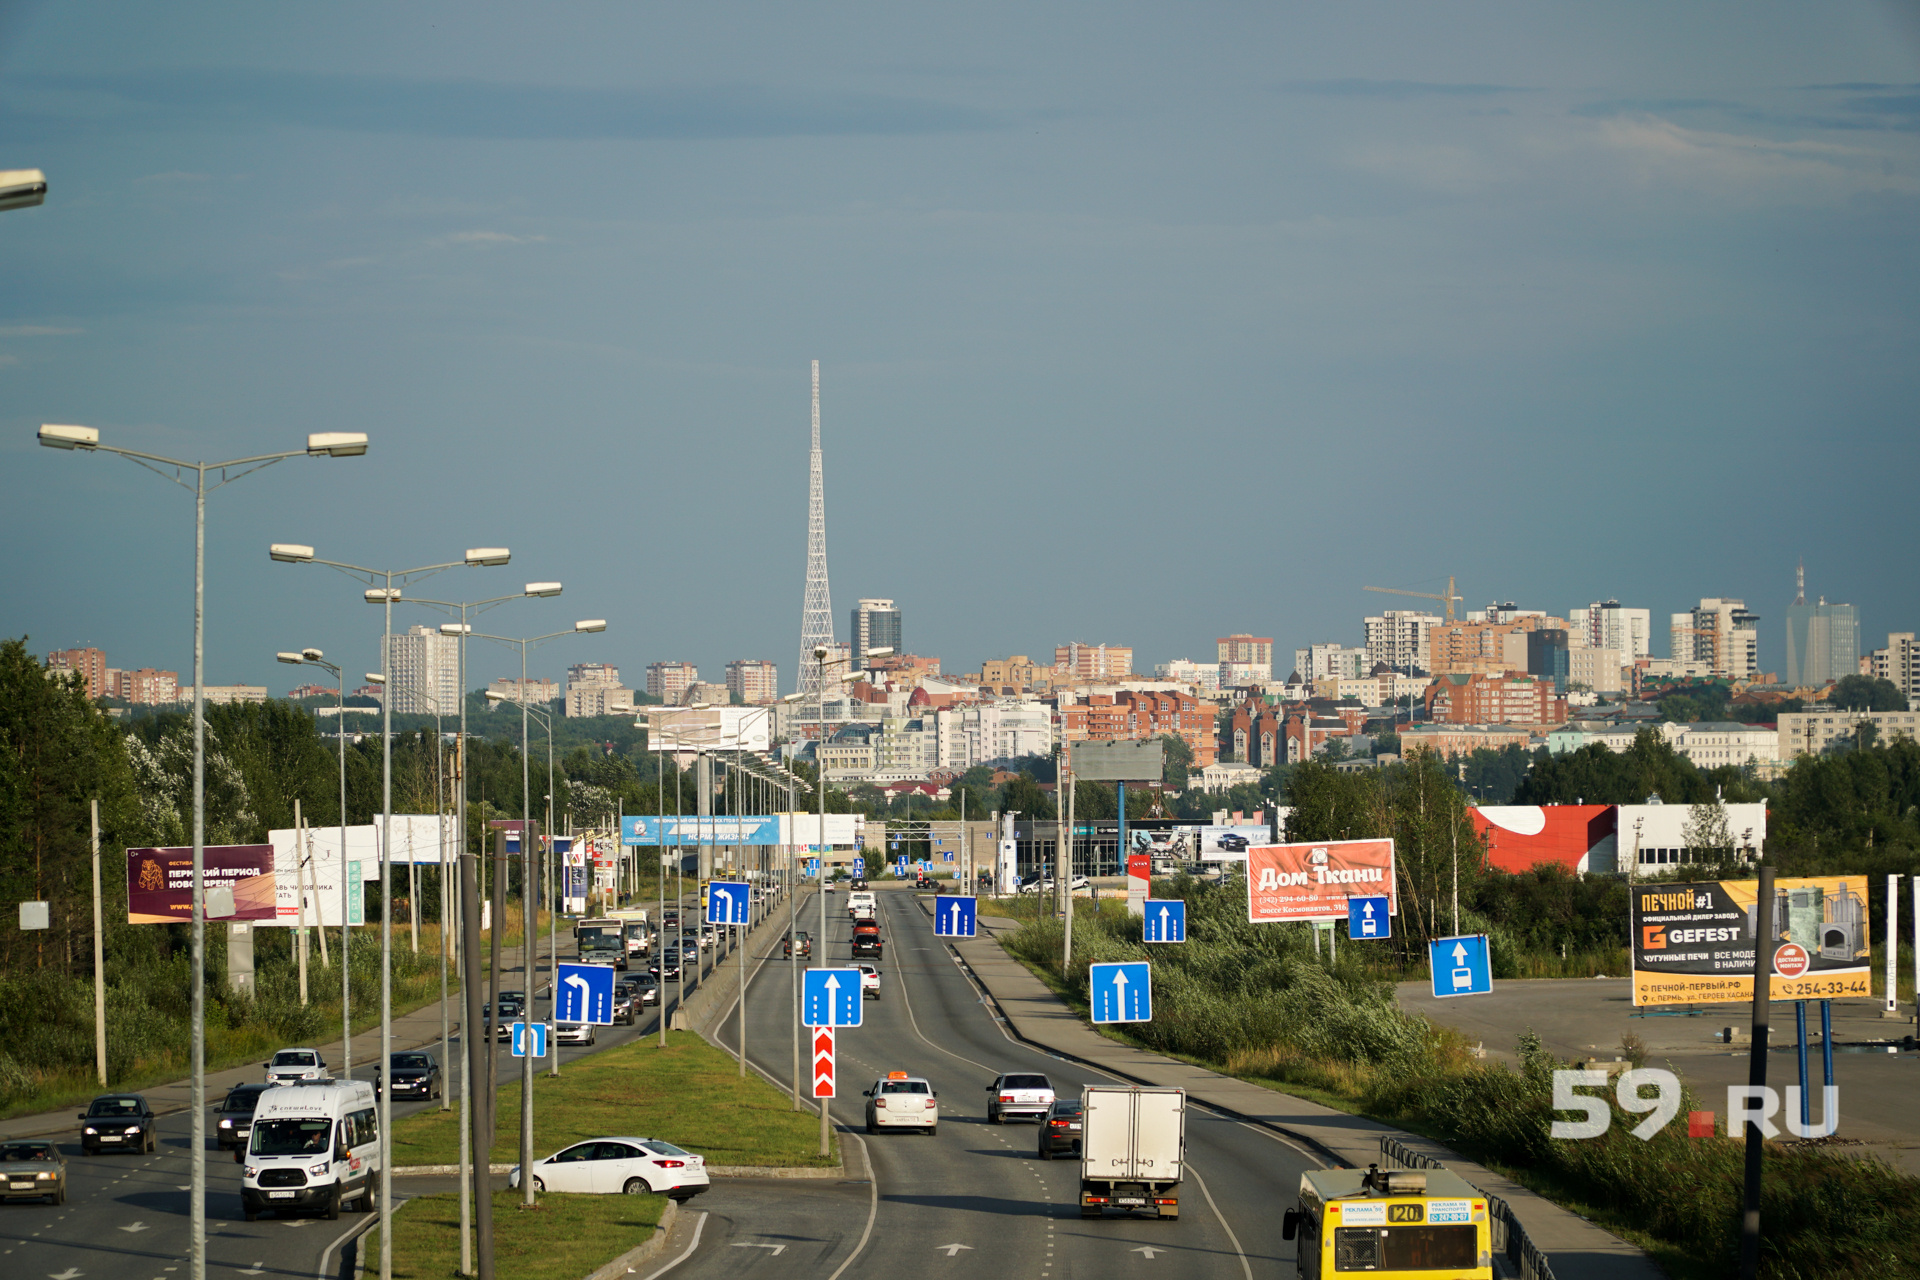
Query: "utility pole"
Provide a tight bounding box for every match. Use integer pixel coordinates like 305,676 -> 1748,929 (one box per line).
92,798 -> 106,1087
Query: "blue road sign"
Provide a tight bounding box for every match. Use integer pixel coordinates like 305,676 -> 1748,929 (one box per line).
1089,961 -> 1152,1024
510,1021 -> 548,1058
1348,895 -> 1392,941
1142,899 -> 1186,944
706,880 -> 750,925
802,967 -> 863,1028
556,961 -> 616,1025
1428,934 -> 1492,998
933,896 -> 977,938
852,856 -> 865,876
806,858 -> 820,877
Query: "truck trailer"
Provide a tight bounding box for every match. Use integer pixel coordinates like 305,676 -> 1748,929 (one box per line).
1079,1085 -> 1184,1219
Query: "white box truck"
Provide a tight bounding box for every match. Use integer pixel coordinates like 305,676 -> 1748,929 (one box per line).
1079,1085 -> 1184,1219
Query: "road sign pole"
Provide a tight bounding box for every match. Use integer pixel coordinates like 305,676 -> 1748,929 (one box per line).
1739,863 -> 1775,1280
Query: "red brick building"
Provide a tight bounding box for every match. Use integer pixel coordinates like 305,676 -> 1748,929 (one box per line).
47,647 -> 108,699
1060,689 -> 1215,768
1424,673 -> 1566,726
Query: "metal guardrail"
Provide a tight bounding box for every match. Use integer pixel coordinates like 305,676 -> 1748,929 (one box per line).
1379,1137 -> 1556,1280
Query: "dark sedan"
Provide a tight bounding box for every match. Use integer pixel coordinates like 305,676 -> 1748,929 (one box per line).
376,1051 -> 442,1100
1035,1097 -> 1085,1159
651,949 -> 682,982
1,1139 -> 66,1204
78,1094 -> 156,1155
1214,833 -> 1250,852
217,1082 -> 273,1154
620,972 -> 660,1007
485,996 -> 528,1042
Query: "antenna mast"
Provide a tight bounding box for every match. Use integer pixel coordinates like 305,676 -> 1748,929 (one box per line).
797,360 -> 835,697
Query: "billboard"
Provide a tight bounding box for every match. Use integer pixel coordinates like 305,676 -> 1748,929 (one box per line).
644,706 -> 771,753
1630,876 -> 1871,1006
1070,739 -> 1164,782
127,846 -> 277,924
1197,825 -> 1269,862
621,815 -> 782,845
1245,838 -> 1397,923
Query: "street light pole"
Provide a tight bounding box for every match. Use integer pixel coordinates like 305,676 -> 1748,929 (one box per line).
40,423 -> 366,1280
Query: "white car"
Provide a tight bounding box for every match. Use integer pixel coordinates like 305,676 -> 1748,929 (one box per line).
864,1073 -> 938,1135
555,1021 -> 597,1046
987,1072 -> 1056,1124
857,963 -> 881,1000
263,1049 -> 328,1087
510,1137 -> 710,1201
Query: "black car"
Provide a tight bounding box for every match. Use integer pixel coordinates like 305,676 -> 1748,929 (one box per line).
1215,833 -> 1251,852
1036,1098 -> 1085,1159
217,1083 -> 273,1153
651,949 -> 682,982
485,996 -> 527,1042
376,1051 -> 442,1100
78,1094 -> 156,1155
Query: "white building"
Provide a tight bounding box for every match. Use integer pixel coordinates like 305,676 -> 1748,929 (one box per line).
1363,611 -> 1443,675
1674,722 -> 1779,769
1294,643 -> 1370,681
565,684 -> 634,718
1621,801 -> 1767,872
180,685 -> 269,706
1671,598 -> 1760,681
933,700 -> 1054,771
1567,646 -> 1624,695
386,625 -> 461,715
1571,601 -> 1650,660
1861,633 -> 1920,706
1192,761 -> 1263,792
1155,659 -> 1220,692
1778,708 -> 1920,760
489,676 -> 558,704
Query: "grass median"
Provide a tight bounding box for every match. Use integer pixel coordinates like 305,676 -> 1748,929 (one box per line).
370,1189 -> 668,1280
391,1029 -> 836,1169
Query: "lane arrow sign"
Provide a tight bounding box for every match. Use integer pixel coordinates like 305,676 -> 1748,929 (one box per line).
935,1244 -> 974,1256
1131,1246 -> 1165,1258
49,1270 -> 83,1280
119,1222 -> 150,1233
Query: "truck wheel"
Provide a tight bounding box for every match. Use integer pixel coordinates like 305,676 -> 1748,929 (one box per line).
324,1190 -> 341,1221
243,1207 -> 257,1222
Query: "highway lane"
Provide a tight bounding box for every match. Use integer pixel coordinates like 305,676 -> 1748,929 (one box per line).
699,885 -> 1319,1280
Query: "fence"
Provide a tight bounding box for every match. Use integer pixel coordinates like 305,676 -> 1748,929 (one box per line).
1378,1136 -> 1556,1280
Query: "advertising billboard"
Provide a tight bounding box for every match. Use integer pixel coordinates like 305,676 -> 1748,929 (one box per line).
263,826 -> 374,927
127,846 -> 277,924
622,815 -> 782,846
1070,740 -> 1164,782
1630,876 -> 1871,1006
1197,825 -> 1269,862
644,706 -> 771,753
1245,838 -> 1397,923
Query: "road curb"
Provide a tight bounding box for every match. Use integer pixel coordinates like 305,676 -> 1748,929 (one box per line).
581,1198 -> 679,1280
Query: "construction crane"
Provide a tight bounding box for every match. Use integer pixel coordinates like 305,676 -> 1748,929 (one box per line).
1365,576 -> 1462,625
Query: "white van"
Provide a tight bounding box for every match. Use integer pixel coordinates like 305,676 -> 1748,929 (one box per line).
846,890 -> 877,919
241,1080 -> 379,1221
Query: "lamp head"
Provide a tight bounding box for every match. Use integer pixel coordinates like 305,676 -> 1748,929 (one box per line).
300,648 -> 324,661
813,646 -> 829,660
865,647 -> 894,659
37,423 -> 98,450
575,620 -> 607,633
1,169 -> 48,211
439,623 -> 471,636
485,690 -> 508,703
366,673 -> 386,685
466,548 -> 511,567
524,582 -> 562,597
276,652 -> 304,665
306,432 -> 369,458
365,588 -> 401,603
270,544 -> 316,563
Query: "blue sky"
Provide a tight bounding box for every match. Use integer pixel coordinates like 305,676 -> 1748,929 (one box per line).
4,3 -> 1918,694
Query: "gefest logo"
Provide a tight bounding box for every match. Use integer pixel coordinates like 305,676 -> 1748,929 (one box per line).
1642,924 -> 1667,950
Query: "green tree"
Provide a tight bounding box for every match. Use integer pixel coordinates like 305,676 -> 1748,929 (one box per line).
1158,733 -> 1193,789
1831,675 -> 1907,712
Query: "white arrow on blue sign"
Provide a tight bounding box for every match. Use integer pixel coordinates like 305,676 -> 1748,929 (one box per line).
1428,933 -> 1492,998
1089,961 -> 1152,1024
1348,895 -> 1391,941
933,896 -> 977,938
510,1021 -> 548,1058
803,967 -> 864,1027
852,857 -> 865,875
1142,899 -> 1186,944
556,961 -> 615,1025
806,858 -> 820,877
706,881 -> 750,925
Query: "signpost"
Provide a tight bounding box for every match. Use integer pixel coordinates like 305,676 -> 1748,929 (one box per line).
1428,934 -> 1492,998
1089,961 -> 1152,1024
510,1021 -> 548,1058
1142,899 -> 1186,944
555,962 -> 614,1025
803,967 -> 864,1028
1348,895 -> 1391,941
852,856 -> 866,877
812,1026 -> 835,1098
933,896 -> 977,938
706,880 -> 750,926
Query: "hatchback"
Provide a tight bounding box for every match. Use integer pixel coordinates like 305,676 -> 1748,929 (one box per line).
1035,1098 -> 1085,1159
0,1140 -> 66,1204
78,1094 -> 156,1154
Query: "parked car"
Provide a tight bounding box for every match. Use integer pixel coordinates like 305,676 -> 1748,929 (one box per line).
510,1137 -> 711,1200
1035,1097 -> 1085,1159
555,1021 -> 597,1046
986,1072 -> 1056,1124
78,1094 -> 157,1154
0,1139 -> 66,1204
784,930 -> 813,959
217,1082 -> 274,1153
375,1051 -> 441,1101
263,1048 -> 328,1087
857,963 -> 881,1000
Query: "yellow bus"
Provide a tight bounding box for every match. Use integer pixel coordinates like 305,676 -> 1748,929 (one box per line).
1283,1165 -> 1492,1278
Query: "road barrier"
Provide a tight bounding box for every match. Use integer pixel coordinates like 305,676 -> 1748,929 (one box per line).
1379,1136 -> 1556,1280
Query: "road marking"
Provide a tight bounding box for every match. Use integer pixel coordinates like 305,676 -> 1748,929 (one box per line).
732,1243 -> 787,1256
240,1265 -> 265,1276
934,1243 -> 973,1257
119,1222 -> 150,1233
48,1269 -> 82,1280
1130,1246 -> 1164,1258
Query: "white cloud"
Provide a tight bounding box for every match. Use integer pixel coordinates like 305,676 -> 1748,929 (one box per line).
1592,114 -> 1916,197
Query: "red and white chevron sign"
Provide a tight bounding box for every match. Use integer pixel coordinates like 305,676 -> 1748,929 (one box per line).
812,1026 -> 835,1098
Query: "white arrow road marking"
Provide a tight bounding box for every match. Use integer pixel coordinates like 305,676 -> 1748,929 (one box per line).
934,1244 -> 974,1257
279,1219 -> 311,1228
239,1264 -> 265,1276
731,1243 -> 787,1256
1131,1245 -> 1166,1258
118,1222 -> 149,1234
49,1269 -> 82,1280
563,972 -> 590,1015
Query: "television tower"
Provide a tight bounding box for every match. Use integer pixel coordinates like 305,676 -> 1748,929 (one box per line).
797,360 -> 835,696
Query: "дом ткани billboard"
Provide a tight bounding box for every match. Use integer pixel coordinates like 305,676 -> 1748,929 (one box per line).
1245,838 -> 1396,923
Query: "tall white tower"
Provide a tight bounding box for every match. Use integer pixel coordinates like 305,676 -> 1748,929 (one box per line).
797,360 -> 835,696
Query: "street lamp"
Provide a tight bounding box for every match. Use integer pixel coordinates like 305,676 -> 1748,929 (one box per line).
1,168 -> 47,210
475,620 -> 607,1208
485,690 -> 562,1079
275,650 -> 353,1069
39,423 -> 365,1280
269,545 -> 503,1280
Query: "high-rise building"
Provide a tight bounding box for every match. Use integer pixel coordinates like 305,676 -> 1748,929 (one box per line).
1783,566 -> 1858,688
564,666 -> 632,718
567,662 -> 621,691
1363,611 -> 1442,674
851,599 -> 902,671
1671,598 -> 1761,681
1054,643 -> 1133,681
46,647 -> 108,699
1569,601 -> 1651,660
386,624 -> 462,715
1216,635 -> 1274,666
646,661 -> 699,703
489,676 -> 558,704
1526,629 -> 1570,695
726,660 -> 779,705
1862,633 -> 1920,707
117,668 -> 180,705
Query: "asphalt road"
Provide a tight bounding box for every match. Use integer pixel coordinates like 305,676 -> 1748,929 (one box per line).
691,885 -> 1323,1280
0,888 -> 771,1280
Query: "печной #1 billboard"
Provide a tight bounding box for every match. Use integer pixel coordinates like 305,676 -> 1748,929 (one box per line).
1630,876 -> 1870,1006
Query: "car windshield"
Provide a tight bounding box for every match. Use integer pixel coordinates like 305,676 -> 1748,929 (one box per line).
1003,1075 -> 1052,1090
391,1054 -> 430,1070
88,1098 -> 142,1116
2,1142 -> 55,1161
271,1052 -> 318,1067
879,1080 -> 929,1095
251,1118 -> 333,1156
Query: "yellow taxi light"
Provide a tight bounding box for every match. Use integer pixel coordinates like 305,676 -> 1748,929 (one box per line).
888,1071 -> 908,1079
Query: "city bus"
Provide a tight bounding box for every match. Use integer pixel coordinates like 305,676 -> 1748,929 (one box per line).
1283,1166 -> 1492,1278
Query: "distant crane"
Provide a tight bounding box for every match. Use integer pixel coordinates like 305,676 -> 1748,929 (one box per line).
1364,576 -> 1462,625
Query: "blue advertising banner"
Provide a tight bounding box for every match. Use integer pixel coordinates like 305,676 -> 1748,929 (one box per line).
620,815 -> 781,846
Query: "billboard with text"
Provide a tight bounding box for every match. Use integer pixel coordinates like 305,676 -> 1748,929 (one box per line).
127,846 -> 277,924
1630,876 -> 1870,1006
1245,838 -> 1397,923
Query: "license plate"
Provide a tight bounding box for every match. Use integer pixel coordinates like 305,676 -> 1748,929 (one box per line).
1116,1197 -> 1145,1206
1068,1124 -> 1082,1131
10,1182 -> 34,1190
268,1191 -> 296,1199
100,1136 -> 121,1142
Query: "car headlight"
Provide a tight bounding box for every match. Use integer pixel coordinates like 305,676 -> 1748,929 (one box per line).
125,1126 -> 143,1135
83,1127 -> 97,1135
308,1162 -> 330,1176
245,1167 -> 259,1178
219,1119 -> 233,1128
37,1172 -> 55,1180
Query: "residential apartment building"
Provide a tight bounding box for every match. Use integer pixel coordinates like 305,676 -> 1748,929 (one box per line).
180,686 -> 268,706
1671,598 -> 1760,681
725,659 -> 779,705
1397,724 -> 1534,760
1861,633 -> 1920,707
489,676 -> 559,704
565,683 -> 633,718
1294,643 -> 1369,681
1778,708 -> 1920,759
567,663 -> 622,691
1425,673 -> 1567,725
818,725 -> 877,776
386,624 -> 461,715
932,700 -> 1054,770
1154,659 -> 1221,693
686,681 -> 729,706
1363,610 -> 1442,674
287,683 -> 338,700
46,647 -> 108,699
1426,622 -> 1529,677
972,655 -> 1055,694
1054,642 -> 1132,681
1567,646 -> 1624,695
851,599 -> 902,671
1313,672 -> 1426,707
1217,635 -> 1274,666
1675,722 -> 1779,769
646,661 -> 698,703
1058,688 -> 1215,768
1569,601 -> 1652,660
116,668 -> 180,705
1218,661 -> 1272,687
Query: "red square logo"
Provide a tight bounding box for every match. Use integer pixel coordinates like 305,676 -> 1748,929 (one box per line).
1688,1110 -> 1715,1138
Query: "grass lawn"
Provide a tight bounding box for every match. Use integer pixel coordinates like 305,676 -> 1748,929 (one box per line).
372,1190 -> 668,1280
391,1030 -> 835,1169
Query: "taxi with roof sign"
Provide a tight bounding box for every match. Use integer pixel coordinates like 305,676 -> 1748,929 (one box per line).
862,1071 -> 938,1136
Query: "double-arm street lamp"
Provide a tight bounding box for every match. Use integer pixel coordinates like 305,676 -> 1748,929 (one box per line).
38,423 -> 367,1280
484,689 -> 562,1079
268,543 -> 507,1280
